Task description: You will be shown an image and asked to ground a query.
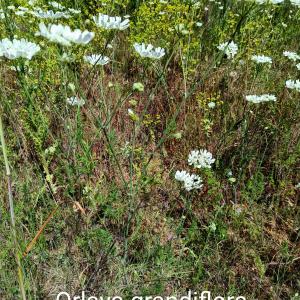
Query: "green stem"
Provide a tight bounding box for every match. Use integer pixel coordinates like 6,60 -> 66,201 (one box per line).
0,115 -> 27,300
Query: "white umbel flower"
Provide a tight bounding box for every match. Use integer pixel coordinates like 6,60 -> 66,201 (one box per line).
31,9 -> 70,19
255,0 -> 284,3
283,51 -> 300,61
133,43 -> 165,59
245,94 -> 277,103
208,101 -> 216,108
0,38 -> 40,60
66,96 -> 85,106
93,13 -> 130,30
84,54 -> 110,65
286,79 -> 300,92
49,1 -> 65,10
290,0 -> 300,7
37,23 -> 94,46
68,8 -> 81,14
188,149 -> 215,169
251,55 -> 272,64
175,170 -> 203,192
217,41 -> 238,59
175,170 -> 189,182
15,7 -> 29,16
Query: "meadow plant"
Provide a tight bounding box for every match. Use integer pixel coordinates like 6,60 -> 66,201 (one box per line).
0,0 -> 299,298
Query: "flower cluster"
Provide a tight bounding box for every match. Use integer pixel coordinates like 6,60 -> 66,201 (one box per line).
175,148 -> 215,192
255,0 -> 284,3
286,79 -> 300,92
245,94 -> 277,103
188,149 -> 215,169
68,8 -> 81,14
49,1 -> 65,10
217,41 -> 238,59
175,171 -> 203,192
133,43 -> 165,59
283,51 -> 300,61
0,38 -> 40,60
251,55 -> 272,64
66,96 -> 85,106
37,23 -> 94,46
11,1 -> 80,19
14,6 -> 30,16
31,9 -> 70,19
291,0 -> 300,7
84,54 -> 110,66
93,14 -> 130,30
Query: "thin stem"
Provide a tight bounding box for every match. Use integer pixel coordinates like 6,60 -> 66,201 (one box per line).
0,115 -> 27,300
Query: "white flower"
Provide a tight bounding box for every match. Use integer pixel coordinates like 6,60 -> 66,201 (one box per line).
0,38 -> 40,60
84,54 -> 110,65
133,43 -> 165,59
184,174 -> 203,191
37,23 -> 94,46
15,10 -> 26,16
14,7 -> 30,16
18,7 -> 29,12
68,8 -> 81,14
0,10 -> 5,19
66,96 -> 85,106
175,170 -> 189,182
251,55 -> 272,64
245,94 -> 277,103
286,79 -> 300,92
188,149 -> 215,169
49,1 -> 65,10
93,13 -> 130,30
31,9 -> 70,19
37,23 -> 70,46
296,63 -> 300,70
175,170 -> 203,191
217,41 -> 238,59
283,51 -> 300,61
291,0 -> 300,7
208,101 -> 216,108
255,0 -> 284,3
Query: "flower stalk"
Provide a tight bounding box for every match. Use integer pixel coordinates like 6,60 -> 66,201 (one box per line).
0,115 -> 26,300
